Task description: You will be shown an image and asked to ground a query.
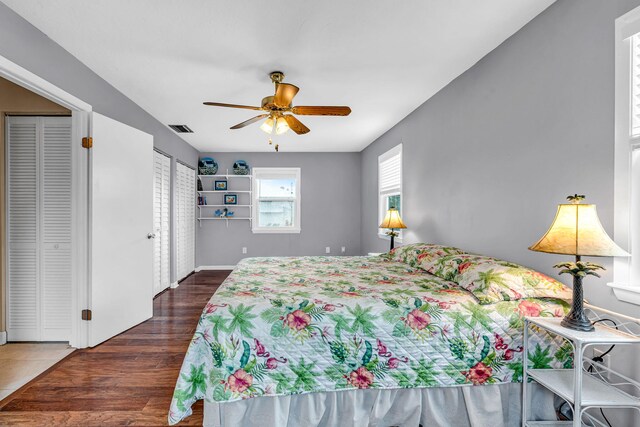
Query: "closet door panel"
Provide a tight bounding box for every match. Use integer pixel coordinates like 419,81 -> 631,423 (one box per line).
153,151 -> 171,295
42,244 -> 72,340
176,163 -> 195,281
185,171 -> 195,275
41,118 -> 72,340
176,165 -> 184,280
7,118 -> 39,341
153,159 -> 162,293
160,157 -> 170,289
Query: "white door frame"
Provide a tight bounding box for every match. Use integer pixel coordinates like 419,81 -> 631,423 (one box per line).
0,54 -> 91,348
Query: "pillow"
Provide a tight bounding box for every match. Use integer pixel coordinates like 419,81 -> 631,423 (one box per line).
385,243 -> 466,268
426,254 -> 573,304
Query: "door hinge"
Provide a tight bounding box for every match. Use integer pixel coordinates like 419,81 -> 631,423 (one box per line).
82,309 -> 92,321
82,137 -> 93,149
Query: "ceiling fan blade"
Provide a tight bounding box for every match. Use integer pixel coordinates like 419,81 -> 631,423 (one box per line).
204,102 -> 263,111
230,114 -> 270,129
283,115 -> 310,135
273,83 -> 300,107
291,106 -> 351,116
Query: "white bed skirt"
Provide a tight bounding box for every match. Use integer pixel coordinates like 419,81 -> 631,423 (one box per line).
203,383 -> 556,427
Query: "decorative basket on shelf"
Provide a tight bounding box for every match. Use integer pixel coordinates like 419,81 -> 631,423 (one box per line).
233,160 -> 250,175
198,157 -> 218,175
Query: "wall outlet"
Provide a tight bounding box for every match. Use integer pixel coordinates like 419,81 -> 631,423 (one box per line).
242,247 -> 247,254
325,247 -> 331,254
341,246 -> 346,253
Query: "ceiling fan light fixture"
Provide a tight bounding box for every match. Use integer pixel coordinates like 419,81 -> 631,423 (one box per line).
260,117 -> 275,134
275,116 -> 290,135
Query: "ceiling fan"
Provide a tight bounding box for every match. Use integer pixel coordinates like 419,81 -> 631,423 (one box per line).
203,71 -> 351,136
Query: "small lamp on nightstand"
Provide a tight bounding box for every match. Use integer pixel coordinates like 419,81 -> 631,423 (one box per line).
529,194 -> 629,332
379,207 -> 406,251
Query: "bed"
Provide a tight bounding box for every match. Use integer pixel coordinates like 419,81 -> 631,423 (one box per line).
169,247 -> 572,426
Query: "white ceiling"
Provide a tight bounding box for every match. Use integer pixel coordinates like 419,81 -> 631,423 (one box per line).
3,0 -> 554,152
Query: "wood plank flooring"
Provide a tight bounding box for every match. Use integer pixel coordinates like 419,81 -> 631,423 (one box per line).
0,270 -> 230,426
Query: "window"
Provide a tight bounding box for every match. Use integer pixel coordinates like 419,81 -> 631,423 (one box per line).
378,144 -> 403,239
252,167 -> 301,233
612,8 -> 640,304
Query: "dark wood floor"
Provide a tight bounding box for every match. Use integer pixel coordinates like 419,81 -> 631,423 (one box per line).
0,270 -> 229,426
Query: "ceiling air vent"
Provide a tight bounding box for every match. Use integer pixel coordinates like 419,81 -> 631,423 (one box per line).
168,124 -> 193,133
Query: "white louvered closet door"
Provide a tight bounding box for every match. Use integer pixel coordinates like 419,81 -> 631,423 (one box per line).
153,151 -> 171,295
176,162 -> 195,281
7,116 -> 72,342
41,118 -> 72,341
7,117 -> 38,341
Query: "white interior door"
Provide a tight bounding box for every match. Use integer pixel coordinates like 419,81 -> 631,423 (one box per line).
176,163 -> 195,281
89,112 -> 153,347
153,150 -> 171,295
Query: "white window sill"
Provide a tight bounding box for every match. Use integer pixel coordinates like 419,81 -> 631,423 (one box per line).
252,228 -> 301,234
607,282 -> 640,306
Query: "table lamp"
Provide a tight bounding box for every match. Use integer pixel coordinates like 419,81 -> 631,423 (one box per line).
379,207 -> 406,251
528,194 -> 629,332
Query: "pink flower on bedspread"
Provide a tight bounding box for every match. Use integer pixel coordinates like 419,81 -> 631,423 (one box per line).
285,309 -> 311,331
227,369 -> 253,393
349,366 -> 374,389
386,356 -> 408,369
323,304 -> 336,312
458,261 -> 472,274
517,300 -> 541,317
340,291 -> 361,297
405,309 -> 431,330
463,362 -> 492,385
235,291 -> 256,297
266,357 -> 287,369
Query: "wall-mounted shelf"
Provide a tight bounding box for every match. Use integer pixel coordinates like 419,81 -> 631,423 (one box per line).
198,204 -> 251,208
200,217 -> 251,220
197,170 -> 252,227
197,190 -> 252,194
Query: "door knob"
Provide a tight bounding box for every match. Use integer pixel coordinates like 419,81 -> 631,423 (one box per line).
147,233 -> 156,239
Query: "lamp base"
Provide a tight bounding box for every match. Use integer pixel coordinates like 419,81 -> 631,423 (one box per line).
560,274 -> 594,332
560,314 -> 594,332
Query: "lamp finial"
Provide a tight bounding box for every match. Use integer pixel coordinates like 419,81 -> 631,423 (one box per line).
566,194 -> 585,204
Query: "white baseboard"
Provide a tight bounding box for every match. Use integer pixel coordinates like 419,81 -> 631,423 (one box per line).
170,281 -> 179,289
196,265 -> 236,272
0,331 -> 6,345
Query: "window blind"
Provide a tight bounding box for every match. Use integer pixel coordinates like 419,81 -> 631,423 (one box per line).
379,147 -> 402,195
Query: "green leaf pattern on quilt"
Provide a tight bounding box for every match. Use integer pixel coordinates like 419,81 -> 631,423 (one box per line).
168,256 -> 570,425
427,254 -> 573,304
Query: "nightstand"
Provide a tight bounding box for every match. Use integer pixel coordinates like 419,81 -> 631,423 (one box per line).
523,315 -> 640,426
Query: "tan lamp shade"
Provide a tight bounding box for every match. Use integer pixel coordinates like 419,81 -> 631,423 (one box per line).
529,203 -> 629,257
379,207 -> 407,229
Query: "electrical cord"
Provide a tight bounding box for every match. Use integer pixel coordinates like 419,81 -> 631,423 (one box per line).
587,318 -> 618,427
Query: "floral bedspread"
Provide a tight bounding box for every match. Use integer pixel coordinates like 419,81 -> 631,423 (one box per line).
169,256 -> 571,424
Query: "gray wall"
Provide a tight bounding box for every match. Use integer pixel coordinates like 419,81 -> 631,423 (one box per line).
0,3 -> 199,284
361,1 -> 640,424
196,152 -> 361,266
